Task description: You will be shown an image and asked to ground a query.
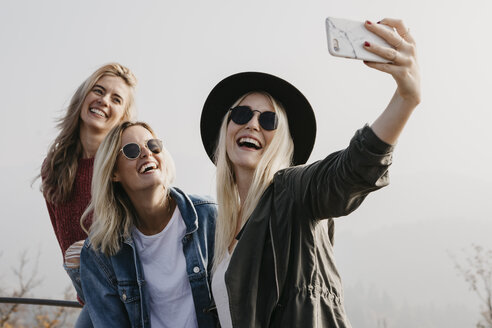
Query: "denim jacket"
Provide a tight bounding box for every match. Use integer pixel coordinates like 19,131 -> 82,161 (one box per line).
80,187 -> 217,328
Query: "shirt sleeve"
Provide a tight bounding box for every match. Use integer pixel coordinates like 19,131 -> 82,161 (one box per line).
45,200 -> 66,257
278,125 -> 394,219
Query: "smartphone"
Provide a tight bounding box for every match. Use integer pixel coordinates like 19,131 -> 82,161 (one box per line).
325,17 -> 392,63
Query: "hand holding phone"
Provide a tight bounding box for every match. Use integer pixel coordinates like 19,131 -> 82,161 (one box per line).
325,17 -> 393,63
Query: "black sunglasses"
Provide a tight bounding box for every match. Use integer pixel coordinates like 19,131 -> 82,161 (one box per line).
119,139 -> 163,160
228,106 -> 278,131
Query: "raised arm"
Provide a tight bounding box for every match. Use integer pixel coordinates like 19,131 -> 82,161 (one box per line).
363,18 -> 421,145
279,125 -> 393,220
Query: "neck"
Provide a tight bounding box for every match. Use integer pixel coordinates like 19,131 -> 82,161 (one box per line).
79,126 -> 106,158
234,167 -> 254,205
129,185 -> 175,235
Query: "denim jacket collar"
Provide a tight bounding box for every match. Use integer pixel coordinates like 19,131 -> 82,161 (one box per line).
169,187 -> 199,235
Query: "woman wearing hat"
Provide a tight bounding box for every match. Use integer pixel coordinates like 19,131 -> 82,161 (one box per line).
200,19 -> 420,327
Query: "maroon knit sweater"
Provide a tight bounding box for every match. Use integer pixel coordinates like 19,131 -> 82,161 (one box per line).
44,157 -> 94,259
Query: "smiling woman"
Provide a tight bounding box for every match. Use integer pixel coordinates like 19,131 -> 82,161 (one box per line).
79,121 -> 217,328
39,63 -> 137,327
200,17 -> 420,328
78,75 -> 131,150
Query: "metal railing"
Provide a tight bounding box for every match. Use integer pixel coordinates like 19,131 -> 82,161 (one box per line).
0,297 -> 82,308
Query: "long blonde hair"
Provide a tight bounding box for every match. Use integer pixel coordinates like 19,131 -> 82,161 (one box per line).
213,91 -> 294,270
82,121 -> 176,256
41,63 -> 137,203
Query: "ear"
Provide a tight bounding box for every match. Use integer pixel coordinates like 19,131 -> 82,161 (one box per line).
112,170 -> 121,182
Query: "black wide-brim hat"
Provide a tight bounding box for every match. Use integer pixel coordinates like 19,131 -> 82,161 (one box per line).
200,72 -> 316,166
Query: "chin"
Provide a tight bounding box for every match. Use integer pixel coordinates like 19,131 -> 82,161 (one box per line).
84,120 -> 109,132
237,161 -> 260,172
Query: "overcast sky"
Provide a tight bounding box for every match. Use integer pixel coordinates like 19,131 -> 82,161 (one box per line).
1,0 -> 491,325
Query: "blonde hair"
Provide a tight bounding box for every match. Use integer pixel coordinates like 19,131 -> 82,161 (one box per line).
213,91 -> 294,270
41,63 -> 137,203
82,121 -> 176,256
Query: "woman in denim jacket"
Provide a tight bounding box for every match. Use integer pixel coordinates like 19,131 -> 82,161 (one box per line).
80,121 -> 217,328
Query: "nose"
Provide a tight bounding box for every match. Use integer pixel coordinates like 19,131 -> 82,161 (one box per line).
245,112 -> 261,131
139,144 -> 152,158
97,93 -> 111,106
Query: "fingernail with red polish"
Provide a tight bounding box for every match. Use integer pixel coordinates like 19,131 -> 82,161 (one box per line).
366,20 -> 372,25
377,21 -> 381,24
364,41 -> 370,47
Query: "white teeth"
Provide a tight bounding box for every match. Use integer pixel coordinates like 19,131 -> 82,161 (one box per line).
90,108 -> 106,118
139,162 -> 157,173
238,137 -> 260,148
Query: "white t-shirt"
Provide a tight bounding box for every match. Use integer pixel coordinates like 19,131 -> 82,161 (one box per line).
211,251 -> 233,328
132,207 -> 198,328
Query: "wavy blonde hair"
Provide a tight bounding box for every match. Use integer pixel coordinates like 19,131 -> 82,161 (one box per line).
41,63 -> 137,203
213,91 -> 294,270
82,121 -> 176,256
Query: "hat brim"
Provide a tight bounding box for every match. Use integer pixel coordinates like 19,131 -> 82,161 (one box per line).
200,72 -> 316,166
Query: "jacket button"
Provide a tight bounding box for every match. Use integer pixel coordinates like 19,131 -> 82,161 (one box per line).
122,293 -> 127,301
193,266 -> 200,273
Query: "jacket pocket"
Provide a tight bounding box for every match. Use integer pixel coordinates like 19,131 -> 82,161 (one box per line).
117,282 -> 142,327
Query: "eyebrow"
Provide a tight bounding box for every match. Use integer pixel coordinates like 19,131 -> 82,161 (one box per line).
93,84 -> 106,92
113,93 -> 124,102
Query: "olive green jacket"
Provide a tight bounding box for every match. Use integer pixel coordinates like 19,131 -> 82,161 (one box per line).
225,126 -> 393,328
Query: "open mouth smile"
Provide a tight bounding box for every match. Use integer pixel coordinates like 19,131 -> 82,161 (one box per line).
90,107 -> 108,118
138,162 -> 158,174
237,137 -> 262,150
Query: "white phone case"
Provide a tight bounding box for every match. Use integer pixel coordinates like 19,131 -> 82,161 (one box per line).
325,17 -> 392,63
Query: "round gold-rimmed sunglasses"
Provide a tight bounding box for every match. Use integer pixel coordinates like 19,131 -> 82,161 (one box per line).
119,139 -> 163,160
